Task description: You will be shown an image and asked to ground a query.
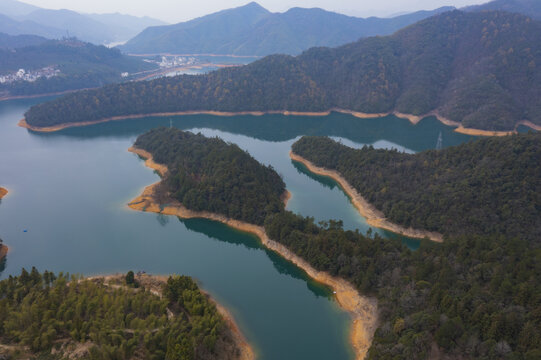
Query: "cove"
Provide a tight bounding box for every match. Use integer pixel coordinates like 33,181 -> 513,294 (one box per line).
0,98 -> 476,359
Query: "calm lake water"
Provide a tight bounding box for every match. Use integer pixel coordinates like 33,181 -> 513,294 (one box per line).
0,98 -> 474,359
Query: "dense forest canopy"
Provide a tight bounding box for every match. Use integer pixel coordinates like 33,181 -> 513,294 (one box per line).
134,128 -> 286,225
134,128 -> 540,359
0,38 -> 153,97
466,0 -> 541,20
264,212 -> 541,360
25,10 -> 541,131
0,32 -> 47,49
291,133 -> 541,243
0,269 -> 238,360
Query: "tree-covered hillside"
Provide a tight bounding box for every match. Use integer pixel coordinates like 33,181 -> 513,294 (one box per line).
26,11 -> 541,131
134,127 -> 286,225
466,0 -> 541,20
292,133 -> 541,243
0,38 -> 154,97
0,32 -> 47,49
0,269 -> 241,360
132,128 -> 541,359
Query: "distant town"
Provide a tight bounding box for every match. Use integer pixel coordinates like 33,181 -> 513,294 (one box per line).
0,66 -> 60,84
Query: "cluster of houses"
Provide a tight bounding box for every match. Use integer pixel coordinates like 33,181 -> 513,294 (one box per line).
158,56 -> 197,68
0,66 -> 60,84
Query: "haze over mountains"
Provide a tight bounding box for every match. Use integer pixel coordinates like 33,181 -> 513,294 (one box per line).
0,0 -> 166,44
119,2 -> 456,56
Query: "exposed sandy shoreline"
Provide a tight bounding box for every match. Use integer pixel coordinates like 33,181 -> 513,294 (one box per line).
517,120 -> 541,131
19,107 -> 536,136
85,273 -> 254,360
0,188 -> 8,259
0,245 -> 8,260
127,146 -> 378,360
290,151 -> 444,243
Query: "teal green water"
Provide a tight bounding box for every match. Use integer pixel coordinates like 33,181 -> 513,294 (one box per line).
0,99 -> 475,359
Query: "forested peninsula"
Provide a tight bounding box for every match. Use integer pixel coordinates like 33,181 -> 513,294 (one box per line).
23,10 -> 541,132
291,133 -> 541,243
132,128 -> 287,225
128,128 -> 541,359
0,269 -> 253,360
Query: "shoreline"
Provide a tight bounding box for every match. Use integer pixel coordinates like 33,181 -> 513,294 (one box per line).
127,146 -> 378,360
19,107 -> 536,136
0,245 -> 8,260
0,187 -> 7,199
290,151 -> 444,243
86,274 -> 254,360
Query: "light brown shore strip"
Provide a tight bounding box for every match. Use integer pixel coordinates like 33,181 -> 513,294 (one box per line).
0,187 -> 7,199
127,146 -> 378,360
290,151 -> 444,243
88,274 -> 255,360
0,245 -> 8,260
19,107 -> 535,136
0,188 -> 9,259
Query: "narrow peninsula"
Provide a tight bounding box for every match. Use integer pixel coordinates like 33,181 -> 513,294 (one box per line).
0,268 -> 253,360
291,134 -> 541,242
127,128 -> 379,360
289,151 -> 443,242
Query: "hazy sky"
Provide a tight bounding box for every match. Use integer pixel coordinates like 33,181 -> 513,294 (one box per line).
22,0 -> 488,23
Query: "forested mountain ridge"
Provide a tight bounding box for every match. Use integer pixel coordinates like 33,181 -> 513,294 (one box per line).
0,32 -> 47,49
466,0 -> 541,20
120,2 -> 453,56
292,132 -> 541,243
0,38 -> 154,97
133,127 -> 286,225
0,269 -> 245,359
25,10 -> 541,131
132,128 -> 541,359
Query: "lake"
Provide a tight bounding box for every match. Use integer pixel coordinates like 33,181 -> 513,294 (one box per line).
0,98 -> 474,359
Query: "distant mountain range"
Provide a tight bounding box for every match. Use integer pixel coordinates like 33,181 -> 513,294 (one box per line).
119,2 -> 455,56
25,10 -> 541,132
0,0 -> 166,44
119,0 -> 541,56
